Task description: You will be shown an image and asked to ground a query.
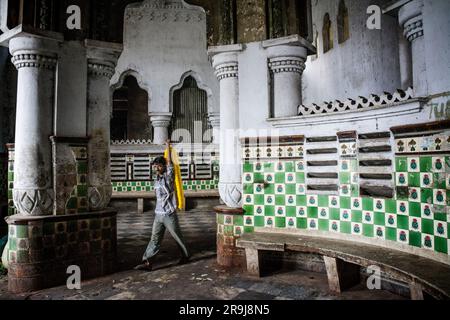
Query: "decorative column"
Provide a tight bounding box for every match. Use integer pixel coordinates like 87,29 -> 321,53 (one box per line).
9,36 -> 59,216
265,41 -> 307,118
149,112 -> 172,145
209,45 -> 243,208
86,41 -> 122,210
208,112 -> 220,144
398,0 -> 427,96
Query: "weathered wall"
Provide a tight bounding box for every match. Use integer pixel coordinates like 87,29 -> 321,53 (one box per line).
302,0 -> 401,105
236,0 -> 266,43
422,0 -> 450,97
111,0 -> 219,118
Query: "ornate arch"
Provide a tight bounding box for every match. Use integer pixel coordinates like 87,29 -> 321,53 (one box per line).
169,70 -> 214,114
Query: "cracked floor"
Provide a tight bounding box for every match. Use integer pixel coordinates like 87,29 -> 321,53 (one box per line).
0,206 -> 405,300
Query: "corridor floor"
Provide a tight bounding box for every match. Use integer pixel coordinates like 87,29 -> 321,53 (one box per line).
0,207 -> 405,300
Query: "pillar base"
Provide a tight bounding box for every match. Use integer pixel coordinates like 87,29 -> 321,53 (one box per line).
215,205 -> 246,269
5,209 -> 117,294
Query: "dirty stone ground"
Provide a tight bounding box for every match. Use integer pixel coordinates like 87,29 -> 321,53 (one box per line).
0,208 -> 404,300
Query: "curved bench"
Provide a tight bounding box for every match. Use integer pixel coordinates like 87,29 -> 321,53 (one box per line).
236,232 -> 450,300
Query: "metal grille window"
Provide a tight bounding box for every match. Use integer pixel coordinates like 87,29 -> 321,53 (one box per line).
171,76 -> 212,144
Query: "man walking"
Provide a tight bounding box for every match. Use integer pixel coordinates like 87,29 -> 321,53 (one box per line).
135,140 -> 190,271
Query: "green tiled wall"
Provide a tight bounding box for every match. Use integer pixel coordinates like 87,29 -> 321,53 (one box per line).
7,147 -> 15,216
239,156 -> 450,256
112,178 -> 219,193
65,146 -> 89,214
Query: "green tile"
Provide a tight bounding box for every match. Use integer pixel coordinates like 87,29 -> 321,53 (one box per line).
77,185 -> 88,197
421,188 -> 433,203
244,227 -> 254,233
43,223 -> 55,235
395,157 -> 407,172
254,195 -> 264,205
351,210 -> 362,223
434,211 -> 446,222
285,162 -> 294,172
420,157 -> 432,172
397,216 -> 408,230
351,185 -> 359,197
16,225 -> 28,238
77,161 -> 88,174
386,227 -> 397,241
435,237 -> 448,254
362,198 -> 373,211
9,237 -> 17,251
422,219 -> 433,235
318,195 -> 328,207
254,216 -> 264,227
296,172 -> 305,183
263,162 -> 274,172
409,231 -> 421,247
275,196 -> 285,206
434,173 -> 446,189
16,250 -> 29,263
243,205 -> 253,216
408,173 -> 420,187
340,222 -> 351,234
264,184 -> 275,194
319,219 -> 329,231
340,197 -> 351,209
297,218 -> 307,229
330,208 -> 340,221
340,172 -> 350,184
296,195 -> 306,206
243,163 -> 253,173
275,217 -> 286,228
274,173 -> 284,184
286,207 -> 296,217
385,200 -> 397,214
265,206 -> 275,216
363,224 -> 374,237
285,184 -> 296,195
409,202 -> 421,217
233,215 -> 243,226
243,184 -> 253,194
374,212 -> 385,226
307,207 -> 318,218
253,173 -> 264,183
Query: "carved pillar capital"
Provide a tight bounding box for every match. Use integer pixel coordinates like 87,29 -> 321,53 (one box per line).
399,0 -> 424,42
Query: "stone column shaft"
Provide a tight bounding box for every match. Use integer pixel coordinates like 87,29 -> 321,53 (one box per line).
211,50 -> 243,208
149,113 -> 172,145
399,0 -> 427,96
10,36 -> 58,216
86,42 -> 122,211
267,45 -> 307,118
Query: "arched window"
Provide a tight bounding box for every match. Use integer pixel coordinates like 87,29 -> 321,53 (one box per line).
322,13 -> 333,53
337,0 -> 350,44
171,76 -> 211,144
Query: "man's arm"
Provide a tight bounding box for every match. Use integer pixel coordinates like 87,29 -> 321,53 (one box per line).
166,139 -> 173,166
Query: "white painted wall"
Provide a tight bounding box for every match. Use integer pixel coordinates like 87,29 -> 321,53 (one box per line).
302,0 -> 402,105
422,0 -> 450,96
111,0 -> 219,116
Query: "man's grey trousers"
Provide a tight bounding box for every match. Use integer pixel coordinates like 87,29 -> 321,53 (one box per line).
142,212 -> 190,262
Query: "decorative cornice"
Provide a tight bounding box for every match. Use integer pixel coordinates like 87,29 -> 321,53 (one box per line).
11,53 -> 57,70
269,57 -> 306,74
298,87 -> 414,116
214,62 -> 238,81
111,139 -> 153,145
88,61 -> 115,79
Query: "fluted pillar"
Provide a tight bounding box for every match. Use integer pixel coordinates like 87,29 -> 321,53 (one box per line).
149,112 -> 172,145
86,41 -> 122,210
9,36 -> 59,216
266,45 -> 307,117
209,45 -> 243,208
398,0 -> 427,96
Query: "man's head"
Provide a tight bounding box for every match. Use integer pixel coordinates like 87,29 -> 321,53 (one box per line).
152,156 -> 167,175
